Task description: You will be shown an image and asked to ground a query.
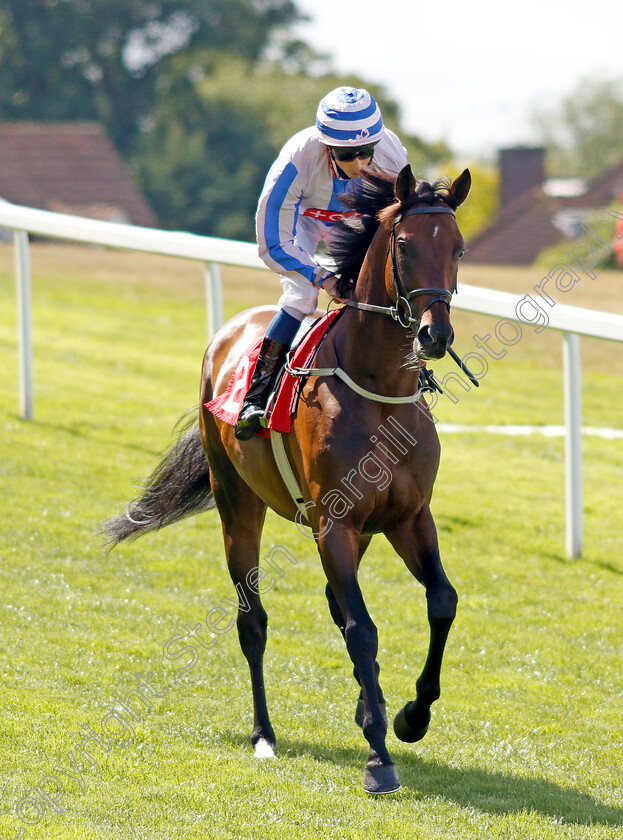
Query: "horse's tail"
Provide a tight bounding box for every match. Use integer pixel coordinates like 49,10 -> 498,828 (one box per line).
102,410 -> 215,550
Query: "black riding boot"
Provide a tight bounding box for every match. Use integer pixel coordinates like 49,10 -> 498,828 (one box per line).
234,337 -> 290,440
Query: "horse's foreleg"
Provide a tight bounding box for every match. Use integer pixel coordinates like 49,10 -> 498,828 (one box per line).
324,536 -> 387,727
319,528 -> 399,794
386,506 -> 458,743
208,457 -> 275,757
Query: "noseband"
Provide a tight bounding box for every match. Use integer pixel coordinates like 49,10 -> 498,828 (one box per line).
346,204 -> 456,329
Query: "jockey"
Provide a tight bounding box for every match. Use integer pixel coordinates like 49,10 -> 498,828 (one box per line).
234,86 -> 409,440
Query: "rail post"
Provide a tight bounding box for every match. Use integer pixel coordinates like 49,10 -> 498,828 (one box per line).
562,332 -> 583,558
14,230 -> 34,420
205,261 -> 224,341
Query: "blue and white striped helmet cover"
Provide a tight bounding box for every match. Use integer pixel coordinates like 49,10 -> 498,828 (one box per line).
315,87 -> 384,147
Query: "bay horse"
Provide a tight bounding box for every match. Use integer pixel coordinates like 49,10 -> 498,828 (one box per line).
104,164 -> 471,794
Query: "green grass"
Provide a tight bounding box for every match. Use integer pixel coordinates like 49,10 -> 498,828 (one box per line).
1,245 -> 622,839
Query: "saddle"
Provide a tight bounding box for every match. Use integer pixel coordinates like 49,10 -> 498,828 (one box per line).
205,308 -> 344,437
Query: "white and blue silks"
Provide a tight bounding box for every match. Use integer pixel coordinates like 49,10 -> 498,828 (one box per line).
255,126 -> 408,316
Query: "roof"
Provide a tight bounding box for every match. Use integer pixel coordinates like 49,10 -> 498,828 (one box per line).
466,159 -> 623,265
0,122 -> 157,227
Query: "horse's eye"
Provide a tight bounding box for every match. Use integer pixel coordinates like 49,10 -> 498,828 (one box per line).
457,249 -> 465,260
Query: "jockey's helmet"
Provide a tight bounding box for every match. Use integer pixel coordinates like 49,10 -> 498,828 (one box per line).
315,87 -> 385,147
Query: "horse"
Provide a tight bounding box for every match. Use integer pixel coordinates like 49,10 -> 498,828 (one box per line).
104,163 -> 471,795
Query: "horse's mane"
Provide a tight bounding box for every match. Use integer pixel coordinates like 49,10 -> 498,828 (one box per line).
331,170 -> 457,297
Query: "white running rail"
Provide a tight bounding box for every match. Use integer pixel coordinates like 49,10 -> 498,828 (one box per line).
1,198 -> 622,559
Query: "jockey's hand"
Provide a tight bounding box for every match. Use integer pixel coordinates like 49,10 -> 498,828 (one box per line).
321,273 -> 350,304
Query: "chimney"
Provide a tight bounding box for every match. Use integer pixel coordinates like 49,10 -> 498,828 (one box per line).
499,147 -> 545,207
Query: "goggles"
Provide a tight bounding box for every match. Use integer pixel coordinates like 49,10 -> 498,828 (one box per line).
330,142 -> 378,162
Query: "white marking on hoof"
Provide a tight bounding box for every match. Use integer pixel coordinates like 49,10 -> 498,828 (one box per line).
254,738 -> 276,759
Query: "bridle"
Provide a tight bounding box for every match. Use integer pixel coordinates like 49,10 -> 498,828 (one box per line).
342,201 -> 480,387
346,204 -> 456,329
285,202 -> 479,399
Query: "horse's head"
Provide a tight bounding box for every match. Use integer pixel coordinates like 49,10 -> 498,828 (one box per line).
383,165 -> 471,360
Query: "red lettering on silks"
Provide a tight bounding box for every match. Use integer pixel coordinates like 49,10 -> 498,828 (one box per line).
303,208 -> 363,223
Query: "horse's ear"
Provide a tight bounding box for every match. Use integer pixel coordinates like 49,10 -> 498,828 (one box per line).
395,164 -> 416,202
449,168 -> 471,207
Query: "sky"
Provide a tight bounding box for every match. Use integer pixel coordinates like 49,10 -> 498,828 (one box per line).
292,0 -> 623,160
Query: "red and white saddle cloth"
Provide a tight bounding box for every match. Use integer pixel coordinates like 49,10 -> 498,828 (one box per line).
205,309 -> 343,437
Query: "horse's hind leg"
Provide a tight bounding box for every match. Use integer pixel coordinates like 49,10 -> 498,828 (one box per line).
324,536 -> 387,727
208,452 -> 275,757
386,505 -> 458,743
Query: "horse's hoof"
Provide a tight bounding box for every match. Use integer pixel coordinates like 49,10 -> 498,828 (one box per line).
355,698 -> 387,729
393,704 -> 430,743
253,737 -> 276,759
363,762 -> 401,795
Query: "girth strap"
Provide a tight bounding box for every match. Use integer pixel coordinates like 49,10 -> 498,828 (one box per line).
270,431 -> 310,526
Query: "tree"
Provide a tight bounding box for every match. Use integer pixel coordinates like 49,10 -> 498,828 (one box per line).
0,0 -> 301,151
134,51 -> 279,239
0,0 -> 459,238
133,52 -> 454,239
533,76 -> 623,177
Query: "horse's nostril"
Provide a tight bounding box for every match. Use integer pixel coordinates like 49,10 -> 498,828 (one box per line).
418,325 -> 433,346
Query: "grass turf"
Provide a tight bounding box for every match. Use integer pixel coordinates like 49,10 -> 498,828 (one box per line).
0,244 -> 622,839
